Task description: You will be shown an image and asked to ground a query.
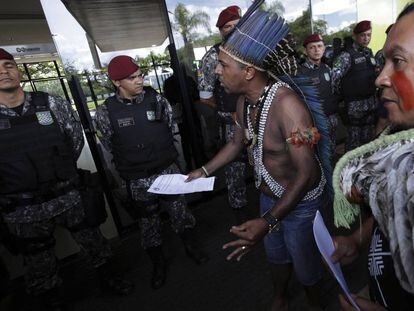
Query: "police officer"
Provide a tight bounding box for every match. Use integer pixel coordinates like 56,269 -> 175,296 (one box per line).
198,6 -> 247,216
298,34 -> 340,149
332,20 -> 378,151
0,49 -> 132,311
95,55 -> 208,290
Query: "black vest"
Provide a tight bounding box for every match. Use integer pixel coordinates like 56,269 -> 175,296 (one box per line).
341,46 -> 376,102
0,92 -> 77,195
213,44 -> 239,113
298,62 -> 339,116
105,87 -> 177,180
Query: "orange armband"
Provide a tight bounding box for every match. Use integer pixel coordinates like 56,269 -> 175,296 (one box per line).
286,127 -> 320,147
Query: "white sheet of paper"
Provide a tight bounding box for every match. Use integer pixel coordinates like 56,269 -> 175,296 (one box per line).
313,211 -> 361,311
147,174 -> 215,195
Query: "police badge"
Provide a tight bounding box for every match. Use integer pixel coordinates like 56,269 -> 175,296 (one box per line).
146,110 -> 156,121
36,111 -> 54,125
324,72 -> 330,81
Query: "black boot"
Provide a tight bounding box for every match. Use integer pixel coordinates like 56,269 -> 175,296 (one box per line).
180,229 -> 209,265
146,246 -> 167,290
98,262 -> 135,296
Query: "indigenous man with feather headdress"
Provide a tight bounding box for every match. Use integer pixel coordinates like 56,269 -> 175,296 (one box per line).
187,1 -> 332,309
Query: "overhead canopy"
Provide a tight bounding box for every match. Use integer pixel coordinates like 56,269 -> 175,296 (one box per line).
0,0 -> 53,46
62,0 -> 169,52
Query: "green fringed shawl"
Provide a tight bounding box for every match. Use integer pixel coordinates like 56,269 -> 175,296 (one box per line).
333,127 -> 414,228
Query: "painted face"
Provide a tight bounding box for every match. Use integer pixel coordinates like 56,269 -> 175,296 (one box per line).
355,29 -> 372,47
305,41 -> 325,64
215,51 -> 245,95
219,19 -> 239,38
114,69 -> 144,98
0,59 -> 23,92
375,11 -> 414,127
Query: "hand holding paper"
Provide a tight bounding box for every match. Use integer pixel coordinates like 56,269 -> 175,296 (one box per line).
148,174 -> 215,195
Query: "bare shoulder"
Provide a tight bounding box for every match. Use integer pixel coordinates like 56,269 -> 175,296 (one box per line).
270,86 -> 313,133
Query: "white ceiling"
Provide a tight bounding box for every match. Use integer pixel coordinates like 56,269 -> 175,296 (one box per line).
61,0 -> 169,52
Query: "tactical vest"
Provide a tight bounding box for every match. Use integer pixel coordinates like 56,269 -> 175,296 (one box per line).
213,44 -> 239,114
0,92 -> 78,195
341,47 -> 376,102
105,87 -> 177,180
298,63 -> 339,116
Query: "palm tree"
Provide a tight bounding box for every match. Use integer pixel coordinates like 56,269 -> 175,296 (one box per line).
173,3 -> 210,72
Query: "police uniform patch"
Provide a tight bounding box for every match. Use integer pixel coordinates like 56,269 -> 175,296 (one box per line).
146,110 -> 155,121
117,117 -> 135,127
324,72 -> 330,81
36,111 -> 54,125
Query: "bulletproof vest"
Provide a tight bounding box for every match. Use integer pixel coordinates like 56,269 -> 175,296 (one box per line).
341,46 -> 376,102
298,63 -> 339,116
0,92 -> 78,195
213,44 -> 239,113
105,87 -> 177,180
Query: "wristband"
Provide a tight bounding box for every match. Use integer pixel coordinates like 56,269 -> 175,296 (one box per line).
261,209 -> 280,233
201,166 -> 209,177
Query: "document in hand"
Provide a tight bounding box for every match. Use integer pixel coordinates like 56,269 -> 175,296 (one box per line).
147,174 -> 215,195
313,211 -> 361,311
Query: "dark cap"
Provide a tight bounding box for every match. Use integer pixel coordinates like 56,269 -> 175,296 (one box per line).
353,20 -> 371,34
216,6 -> 241,28
0,48 -> 14,61
107,55 -> 139,81
303,33 -> 323,47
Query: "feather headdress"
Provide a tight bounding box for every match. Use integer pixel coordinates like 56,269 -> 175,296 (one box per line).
220,0 -> 297,76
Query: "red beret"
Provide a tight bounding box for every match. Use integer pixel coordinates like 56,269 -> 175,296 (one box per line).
353,20 -> 371,34
108,55 -> 139,81
303,34 -> 323,47
0,48 -> 14,61
216,6 -> 241,28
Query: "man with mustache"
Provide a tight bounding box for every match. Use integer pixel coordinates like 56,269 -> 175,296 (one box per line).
95,55 -> 208,290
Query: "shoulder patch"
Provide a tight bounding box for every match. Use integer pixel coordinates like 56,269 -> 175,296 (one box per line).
36,111 -> 54,126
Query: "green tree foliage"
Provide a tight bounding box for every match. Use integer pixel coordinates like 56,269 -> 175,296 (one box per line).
261,0 -> 285,16
288,6 -> 327,52
172,3 -> 210,72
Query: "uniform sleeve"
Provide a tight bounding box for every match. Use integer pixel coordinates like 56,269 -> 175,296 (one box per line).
332,51 -> 352,94
48,95 -> 84,160
156,93 -> 174,129
198,48 -> 218,99
95,104 -> 113,153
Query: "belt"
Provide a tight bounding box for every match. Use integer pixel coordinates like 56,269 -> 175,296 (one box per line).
0,182 -> 77,213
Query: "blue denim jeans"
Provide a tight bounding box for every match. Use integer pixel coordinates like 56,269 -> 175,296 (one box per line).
260,193 -> 324,286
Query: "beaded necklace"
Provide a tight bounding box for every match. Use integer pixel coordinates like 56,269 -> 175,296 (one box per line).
246,81 -> 326,200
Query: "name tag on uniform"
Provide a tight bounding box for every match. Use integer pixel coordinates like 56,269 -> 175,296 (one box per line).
354,56 -> 366,64
0,119 -> 11,130
324,72 -> 330,81
146,110 -> 156,121
117,117 -> 135,128
36,111 -> 54,126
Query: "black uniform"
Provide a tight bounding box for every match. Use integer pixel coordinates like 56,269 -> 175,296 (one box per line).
0,92 -> 111,295
96,87 -> 196,249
